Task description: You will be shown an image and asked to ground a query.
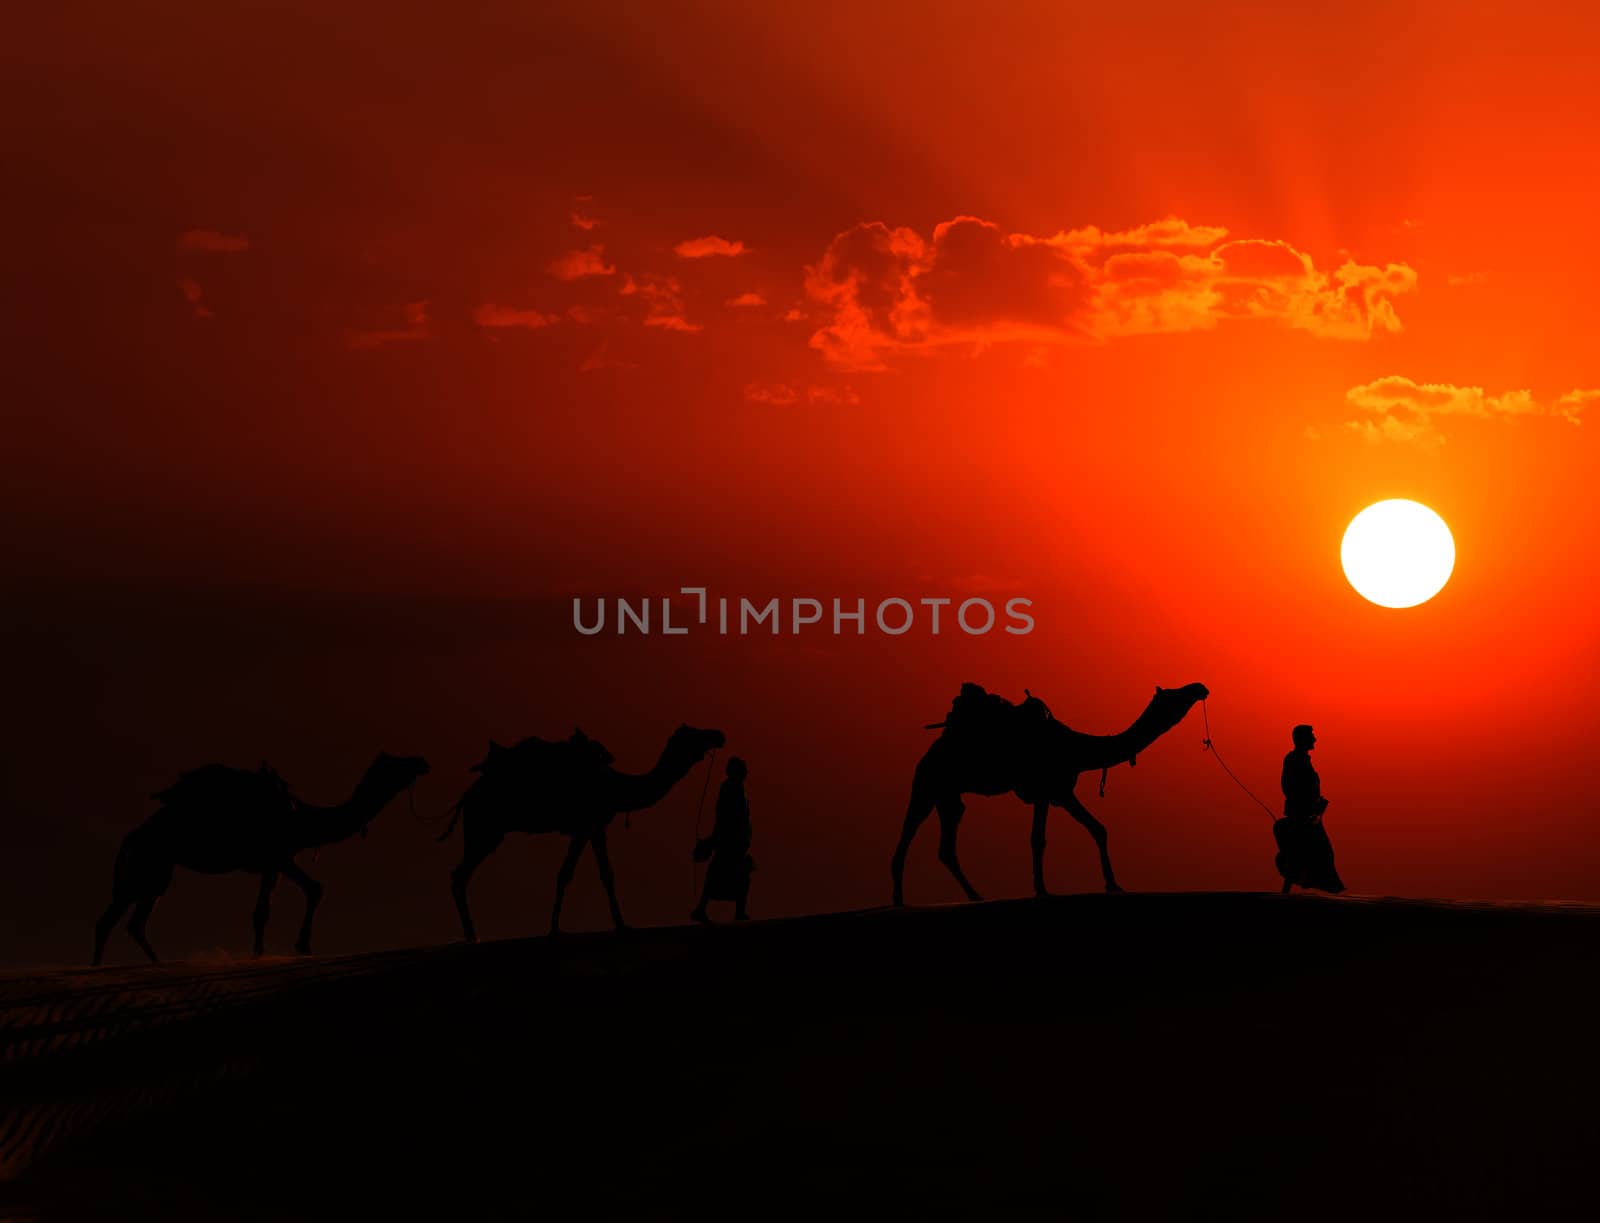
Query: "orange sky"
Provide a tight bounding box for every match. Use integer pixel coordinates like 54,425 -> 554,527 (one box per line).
4,2 -> 1600,963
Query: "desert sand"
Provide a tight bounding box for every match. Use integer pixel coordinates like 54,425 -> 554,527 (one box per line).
4,892 -> 1599,1219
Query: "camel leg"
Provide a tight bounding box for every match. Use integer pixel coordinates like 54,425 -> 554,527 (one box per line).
450,823 -> 504,944
94,894 -> 133,966
937,798 -> 983,903
1031,801 -> 1051,898
97,834 -> 166,966
280,861 -> 324,955
890,789 -> 938,907
252,871 -> 279,957
127,896 -> 160,964
550,833 -> 590,936
589,828 -> 627,930
1062,794 -> 1123,893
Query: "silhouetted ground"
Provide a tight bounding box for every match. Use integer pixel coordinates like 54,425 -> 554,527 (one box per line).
4,893 -> 1600,1220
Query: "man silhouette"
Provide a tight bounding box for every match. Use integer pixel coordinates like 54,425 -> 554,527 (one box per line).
1275,724 -> 1345,894
691,756 -> 754,923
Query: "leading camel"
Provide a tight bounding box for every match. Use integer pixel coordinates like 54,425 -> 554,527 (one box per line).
440,723 -> 725,939
93,751 -> 430,964
890,683 -> 1209,905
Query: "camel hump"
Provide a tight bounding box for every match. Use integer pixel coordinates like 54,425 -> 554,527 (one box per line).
153,763 -> 293,810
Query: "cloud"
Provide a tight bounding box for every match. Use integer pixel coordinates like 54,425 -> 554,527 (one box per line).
726,291 -> 767,308
620,273 -> 700,332
1447,271 -> 1488,287
549,245 -> 616,280
473,303 -> 557,330
1344,376 -> 1594,447
570,196 -> 600,231
675,235 -> 747,258
178,228 -> 250,254
177,278 -> 212,319
744,382 -> 800,405
743,381 -> 859,406
347,300 -> 431,349
647,315 -> 701,333
803,215 -> 1418,369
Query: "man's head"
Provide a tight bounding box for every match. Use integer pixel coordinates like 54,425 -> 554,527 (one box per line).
1292,724 -> 1316,751
726,756 -> 748,781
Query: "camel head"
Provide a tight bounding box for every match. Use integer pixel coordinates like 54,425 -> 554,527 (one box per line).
670,723 -> 727,762
1143,683 -> 1210,738
366,751 -> 432,797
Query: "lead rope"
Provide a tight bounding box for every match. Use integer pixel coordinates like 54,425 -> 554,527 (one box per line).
690,747 -> 720,907
1200,699 -> 1279,820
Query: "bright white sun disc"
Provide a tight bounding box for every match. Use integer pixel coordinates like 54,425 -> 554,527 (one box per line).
1340,500 -> 1455,609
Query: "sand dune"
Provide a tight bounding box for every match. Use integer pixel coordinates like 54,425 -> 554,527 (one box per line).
4,893 -> 1600,1219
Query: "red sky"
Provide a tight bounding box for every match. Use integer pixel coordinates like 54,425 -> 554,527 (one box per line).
4,2 -> 1600,964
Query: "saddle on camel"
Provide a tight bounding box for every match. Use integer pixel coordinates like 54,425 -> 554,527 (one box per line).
470,728 -> 615,777
926,682 -> 1059,738
462,728 -> 618,836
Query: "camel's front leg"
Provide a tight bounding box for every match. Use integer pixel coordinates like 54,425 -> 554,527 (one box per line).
281,861 -> 324,954
1061,793 -> 1123,893
589,828 -> 627,930
550,833 -> 590,936
1030,802 -> 1051,897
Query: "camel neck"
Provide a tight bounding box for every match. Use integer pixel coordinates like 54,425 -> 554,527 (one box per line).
1069,703 -> 1188,772
292,768 -> 397,849
606,741 -> 699,813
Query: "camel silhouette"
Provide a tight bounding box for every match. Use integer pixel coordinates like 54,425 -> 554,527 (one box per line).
93,752 -> 430,964
440,723 -> 726,939
891,683 -> 1209,905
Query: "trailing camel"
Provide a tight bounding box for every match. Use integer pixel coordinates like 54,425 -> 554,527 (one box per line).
93,752 -> 429,964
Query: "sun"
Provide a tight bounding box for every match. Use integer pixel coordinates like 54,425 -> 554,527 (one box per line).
1341,500 -> 1456,608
